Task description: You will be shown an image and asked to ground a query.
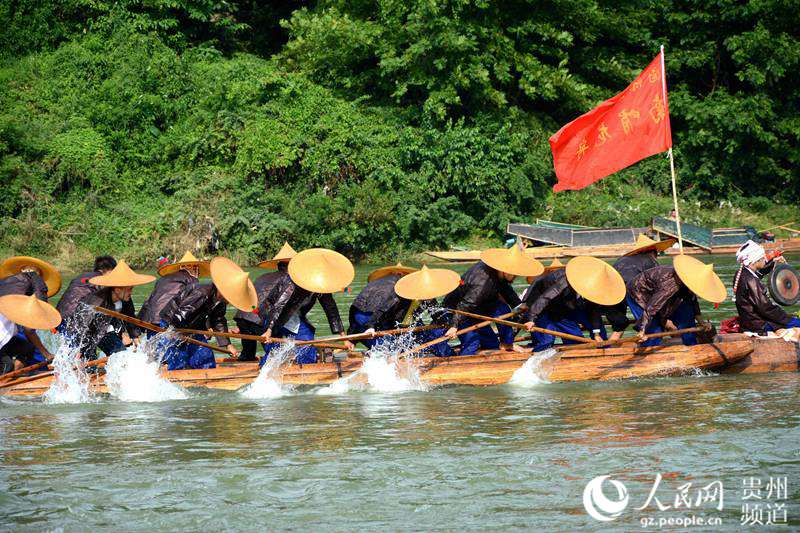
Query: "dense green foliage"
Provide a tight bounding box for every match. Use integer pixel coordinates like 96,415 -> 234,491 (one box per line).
0,1 -> 798,268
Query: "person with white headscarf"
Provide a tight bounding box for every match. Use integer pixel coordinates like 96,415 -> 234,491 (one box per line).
733,240 -> 800,334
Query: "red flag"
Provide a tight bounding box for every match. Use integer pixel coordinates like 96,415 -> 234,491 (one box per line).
549,52 -> 672,192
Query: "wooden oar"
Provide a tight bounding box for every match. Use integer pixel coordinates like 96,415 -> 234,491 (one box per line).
558,326 -> 707,351
0,356 -> 108,389
311,324 -> 444,345
398,310 -> 521,358
0,359 -> 51,383
166,327 -> 348,350
93,307 -> 230,355
447,308 -> 593,344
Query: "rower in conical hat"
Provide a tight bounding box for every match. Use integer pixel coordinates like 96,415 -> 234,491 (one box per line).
348,263 -> 418,348
626,254 -> 722,347
0,256 -> 63,370
56,256 -> 117,330
623,234 -> 676,257
157,251 -> 211,277
606,234 -> 677,345
0,256 -> 61,299
346,264 -> 454,355
233,243 -> 297,362
441,243 -> 543,355
366,262 -> 417,283
139,251 -> 210,328
395,265 -> 461,301
521,256 -> 627,350
157,257 -> 254,370
615,233 -> 676,286
257,242 -> 297,270
526,258 -> 565,284
63,260 -> 155,360
0,294 -> 61,374
0,294 -> 61,331
259,248 -> 355,366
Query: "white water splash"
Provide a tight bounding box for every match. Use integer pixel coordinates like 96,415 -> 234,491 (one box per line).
240,342 -> 295,399
317,332 -> 426,395
509,349 -> 558,387
43,338 -> 92,404
104,344 -> 187,402
42,305 -> 105,404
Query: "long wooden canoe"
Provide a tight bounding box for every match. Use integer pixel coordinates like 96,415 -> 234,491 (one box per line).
0,338 -> 755,397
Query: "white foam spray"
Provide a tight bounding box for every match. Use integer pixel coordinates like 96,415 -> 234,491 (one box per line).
509,348 -> 558,387
43,337 -> 92,404
104,337 -> 188,402
240,342 -> 295,399
42,304 -> 102,404
317,330 -> 426,395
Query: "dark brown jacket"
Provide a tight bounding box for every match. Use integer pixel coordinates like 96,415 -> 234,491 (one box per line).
265,272 -> 343,334
613,252 -> 658,284
159,284 -> 230,347
75,288 -> 139,356
56,271 -> 102,319
234,271 -> 284,325
628,265 -> 700,331
348,274 -> 413,332
0,272 -> 48,301
138,270 -> 198,324
443,261 -> 521,328
524,270 -> 579,324
735,267 -> 792,334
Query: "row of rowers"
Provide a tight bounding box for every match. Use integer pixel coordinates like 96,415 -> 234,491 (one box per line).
0,235 -> 793,374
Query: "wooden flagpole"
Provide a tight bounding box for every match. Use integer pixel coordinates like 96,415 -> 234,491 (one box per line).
661,44 -> 683,253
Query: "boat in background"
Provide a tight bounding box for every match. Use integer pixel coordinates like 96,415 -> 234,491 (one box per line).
507,219 -> 650,247
425,218 -> 800,262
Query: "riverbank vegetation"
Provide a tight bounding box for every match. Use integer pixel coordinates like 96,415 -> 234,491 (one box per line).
1,1 -> 798,269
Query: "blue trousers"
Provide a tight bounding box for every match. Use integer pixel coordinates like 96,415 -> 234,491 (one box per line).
157,321 -> 217,370
765,317 -> 800,332
457,301 -> 515,356
627,296 -> 697,347
530,310 -> 598,352
261,319 -> 317,366
350,309 -> 377,349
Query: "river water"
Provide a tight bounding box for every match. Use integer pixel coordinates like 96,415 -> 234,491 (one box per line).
1,255 -> 799,531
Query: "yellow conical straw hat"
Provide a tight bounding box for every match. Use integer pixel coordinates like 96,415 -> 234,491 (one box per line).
157,251 -> 211,277
209,257 -> 258,312
0,256 -> 62,297
288,248 -> 355,294
395,265 -> 461,300
527,258 -> 565,284
623,234 -> 676,256
673,254 -> 727,303
565,256 -> 626,306
90,260 -> 155,287
257,242 -> 297,270
367,262 -> 418,283
480,245 -> 544,277
0,294 -> 62,330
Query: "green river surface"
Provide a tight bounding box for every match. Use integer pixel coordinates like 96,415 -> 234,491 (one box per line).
1,255 -> 799,531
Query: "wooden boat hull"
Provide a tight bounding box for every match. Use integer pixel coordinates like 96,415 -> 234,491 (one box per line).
0,340 -> 754,397
717,334 -> 800,374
